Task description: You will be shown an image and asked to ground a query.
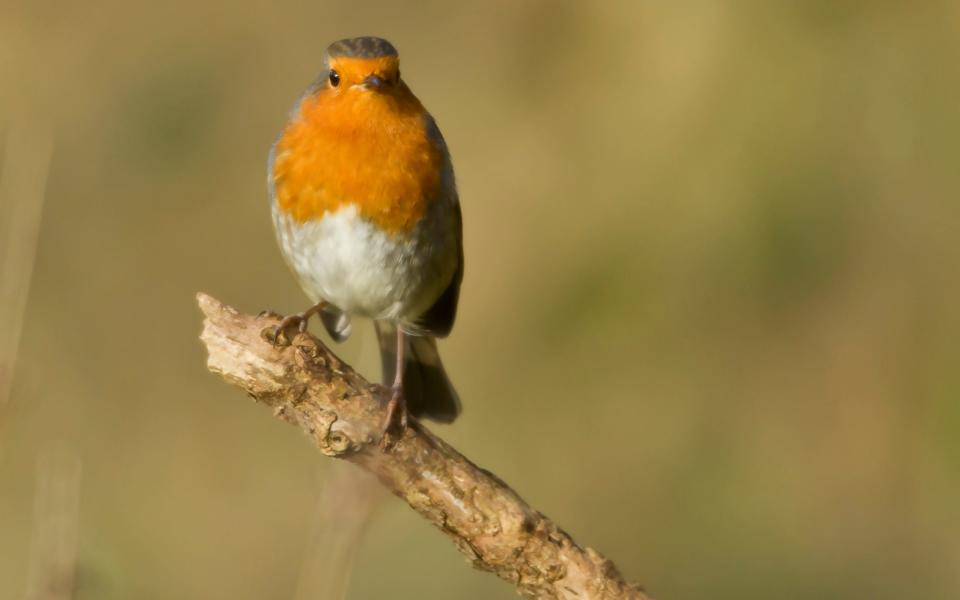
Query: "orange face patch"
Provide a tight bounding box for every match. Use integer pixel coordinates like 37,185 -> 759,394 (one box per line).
271,59 -> 443,235
328,56 -> 399,86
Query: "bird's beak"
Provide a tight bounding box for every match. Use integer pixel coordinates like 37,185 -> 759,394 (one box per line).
362,74 -> 385,89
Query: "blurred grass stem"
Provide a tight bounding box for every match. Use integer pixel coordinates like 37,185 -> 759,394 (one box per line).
0,126 -> 53,425
22,446 -> 82,600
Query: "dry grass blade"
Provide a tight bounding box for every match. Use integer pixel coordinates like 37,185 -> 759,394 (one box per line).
0,126 -> 53,412
293,464 -> 383,600
22,446 -> 82,600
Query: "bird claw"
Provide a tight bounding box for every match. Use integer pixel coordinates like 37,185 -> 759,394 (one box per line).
379,386 -> 409,449
269,311 -> 312,346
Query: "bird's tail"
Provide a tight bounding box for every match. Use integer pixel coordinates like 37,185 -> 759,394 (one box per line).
375,322 -> 460,423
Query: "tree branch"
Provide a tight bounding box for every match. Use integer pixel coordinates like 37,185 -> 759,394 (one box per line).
197,293 -> 650,600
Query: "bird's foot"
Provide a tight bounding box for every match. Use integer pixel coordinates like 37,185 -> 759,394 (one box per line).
380,386 -> 409,449
266,307 -> 319,345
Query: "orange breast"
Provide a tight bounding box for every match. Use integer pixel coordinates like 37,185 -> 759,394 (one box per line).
271,83 -> 443,235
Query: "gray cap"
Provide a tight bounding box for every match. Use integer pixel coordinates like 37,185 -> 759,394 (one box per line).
326,37 -> 398,60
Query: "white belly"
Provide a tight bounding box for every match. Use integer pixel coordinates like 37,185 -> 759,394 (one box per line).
272,202 -> 457,323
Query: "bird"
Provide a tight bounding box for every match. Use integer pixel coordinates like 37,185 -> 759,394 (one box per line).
267,36 -> 463,437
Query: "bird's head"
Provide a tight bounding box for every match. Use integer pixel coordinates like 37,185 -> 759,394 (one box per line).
322,37 -> 402,95
274,36 -> 441,231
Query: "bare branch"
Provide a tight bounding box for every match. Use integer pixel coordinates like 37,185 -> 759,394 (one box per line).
198,293 -> 650,600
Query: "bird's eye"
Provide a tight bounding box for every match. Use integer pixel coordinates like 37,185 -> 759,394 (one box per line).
329,70 -> 340,87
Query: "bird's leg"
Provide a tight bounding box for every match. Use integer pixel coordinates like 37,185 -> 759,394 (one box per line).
382,328 -> 408,438
270,301 -> 325,345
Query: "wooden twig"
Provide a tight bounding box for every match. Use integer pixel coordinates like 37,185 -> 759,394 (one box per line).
198,293 -> 650,600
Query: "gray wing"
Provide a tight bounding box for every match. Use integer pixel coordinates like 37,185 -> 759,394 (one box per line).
415,202 -> 462,338
414,115 -> 463,338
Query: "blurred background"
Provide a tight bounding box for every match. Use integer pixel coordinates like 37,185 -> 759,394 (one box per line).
2,1 -> 959,599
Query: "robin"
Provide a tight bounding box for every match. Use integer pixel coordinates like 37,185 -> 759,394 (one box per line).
267,36 -> 463,436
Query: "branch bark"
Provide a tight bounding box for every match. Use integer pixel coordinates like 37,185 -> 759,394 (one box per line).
197,293 -> 650,600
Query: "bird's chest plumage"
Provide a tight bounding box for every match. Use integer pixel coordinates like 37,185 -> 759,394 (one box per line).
272,201 -> 456,320
271,90 -> 443,234
269,89 -> 457,321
